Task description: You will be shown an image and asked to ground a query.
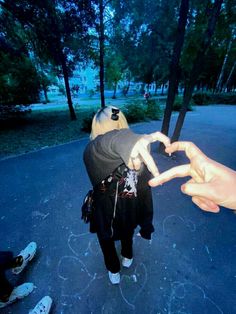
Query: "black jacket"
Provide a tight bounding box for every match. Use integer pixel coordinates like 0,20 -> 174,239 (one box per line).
83,129 -> 155,240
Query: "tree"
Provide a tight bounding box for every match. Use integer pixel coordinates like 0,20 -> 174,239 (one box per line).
98,0 -> 106,107
105,52 -> 123,98
159,0 -> 189,153
171,0 -> 223,142
110,0 -> 179,92
1,0 -> 95,120
0,10 -> 40,117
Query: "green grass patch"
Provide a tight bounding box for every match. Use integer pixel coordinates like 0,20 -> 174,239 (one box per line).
0,108 -> 92,159
0,96 -> 165,159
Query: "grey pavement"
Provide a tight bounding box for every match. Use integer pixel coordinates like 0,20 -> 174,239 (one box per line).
0,105 -> 236,314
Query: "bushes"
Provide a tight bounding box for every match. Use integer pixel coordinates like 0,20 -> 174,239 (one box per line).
123,100 -> 146,123
172,96 -> 193,111
80,110 -> 96,133
192,93 -> 211,105
124,99 -> 163,123
192,92 -> 236,105
145,99 -> 163,120
80,99 -> 163,133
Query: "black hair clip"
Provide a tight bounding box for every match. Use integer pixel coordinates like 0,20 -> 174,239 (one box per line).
111,108 -> 120,121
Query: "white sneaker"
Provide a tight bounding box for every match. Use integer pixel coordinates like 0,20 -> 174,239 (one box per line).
122,257 -> 133,268
12,242 -> 37,274
0,283 -> 34,308
108,271 -> 120,284
122,256 -> 133,268
29,296 -> 52,314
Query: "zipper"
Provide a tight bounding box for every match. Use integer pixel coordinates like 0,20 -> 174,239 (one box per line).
111,181 -> 119,238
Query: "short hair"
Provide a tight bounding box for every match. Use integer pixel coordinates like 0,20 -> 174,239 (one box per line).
90,106 -> 129,139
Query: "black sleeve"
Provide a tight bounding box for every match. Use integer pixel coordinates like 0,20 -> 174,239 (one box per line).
96,129 -> 143,165
137,167 -> 155,240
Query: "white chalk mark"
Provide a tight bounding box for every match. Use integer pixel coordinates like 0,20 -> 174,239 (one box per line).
205,245 -> 213,262
32,210 -> 49,219
67,232 -> 90,257
119,262 -> 148,310
162,215 -> 196,236
57,255 -> 97,296
167,281 -> 223,314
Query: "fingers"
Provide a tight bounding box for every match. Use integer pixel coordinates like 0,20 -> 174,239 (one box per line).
148,131 -> 171,148
164,141 -> 205,160
139,146 -> 160,176
130,140 -> 160,176
181,181 -> 216,200
192,196 -> 220,213
131,157 -> 142,171
148,164 -> 191,186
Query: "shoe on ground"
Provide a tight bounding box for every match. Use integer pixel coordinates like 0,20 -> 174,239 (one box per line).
108,271 -> 120,284
0,283 -> 34,308
12,242 -> 37,274
29,296 -> 53,314
122,256 -> 133,268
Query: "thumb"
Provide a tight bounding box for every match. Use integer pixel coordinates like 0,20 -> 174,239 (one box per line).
181,182 -> 214,200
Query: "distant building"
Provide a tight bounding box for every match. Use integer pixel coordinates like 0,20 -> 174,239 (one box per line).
69,63 -> 99,93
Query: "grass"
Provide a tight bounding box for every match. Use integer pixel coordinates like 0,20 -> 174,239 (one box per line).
0,95 -> 167,160
0,108 -> 93,159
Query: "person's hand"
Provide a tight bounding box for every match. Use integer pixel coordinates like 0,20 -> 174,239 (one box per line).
149,141 -> 236,212
128,131 -> 171,176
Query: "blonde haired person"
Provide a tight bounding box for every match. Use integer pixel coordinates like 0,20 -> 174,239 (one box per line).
83,106 -> 170,284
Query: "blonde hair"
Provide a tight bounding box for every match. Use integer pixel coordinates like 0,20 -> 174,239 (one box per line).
90,106 -> 129,140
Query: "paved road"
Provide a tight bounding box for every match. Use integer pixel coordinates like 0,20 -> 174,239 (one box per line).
0,105 -> 236,313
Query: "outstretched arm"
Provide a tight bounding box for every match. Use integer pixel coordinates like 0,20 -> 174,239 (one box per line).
149,141 -> 236,212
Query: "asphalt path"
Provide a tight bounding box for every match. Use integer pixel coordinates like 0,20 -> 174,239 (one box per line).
0,105 -> 236,314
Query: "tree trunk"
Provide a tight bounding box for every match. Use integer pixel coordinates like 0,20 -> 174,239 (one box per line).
124,79 -> 130,96
43,86 -> 49,103
171,0 -> 223,142
154,81 -> 158,95
159,0 -> 189,153
99,0 -> 105,108
61,55 -> 77,120
223,61 -> 236,92
161,84 -> 165,95
125,71 -> 131,96
112,81 -> 117,99
215,38 -> 233,92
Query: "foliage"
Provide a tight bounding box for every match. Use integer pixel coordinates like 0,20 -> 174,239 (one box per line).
192,92 -> 236,105
172,96 -> 193,111
1,0 -> 97,119
105,52 -> 124,90
81,110 -> 96,133
88,89 -> 96,98
192,92 -> 211,105
145,99 -> 163,120
0,108 -> 90,159
123,98 -> 163,124
110,0 -> 180,86
0,54 -> 40,107
0,9 -> 40,119
58,84 -> 66,96
124,101 -> 147,123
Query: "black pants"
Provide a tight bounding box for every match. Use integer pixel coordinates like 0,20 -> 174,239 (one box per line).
0,251 -> 14,301
98,234 -> 133,273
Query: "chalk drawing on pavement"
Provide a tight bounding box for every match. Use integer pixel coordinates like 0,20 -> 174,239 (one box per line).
167,281 -> 223,314
162,215 -> 196,236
